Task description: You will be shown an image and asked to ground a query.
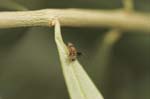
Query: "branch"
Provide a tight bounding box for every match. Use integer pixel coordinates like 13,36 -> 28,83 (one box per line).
0,9 -> 150,32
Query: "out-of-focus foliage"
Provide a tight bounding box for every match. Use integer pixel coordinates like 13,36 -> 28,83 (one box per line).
0,0 -> 150,99
0,0 -> 28,11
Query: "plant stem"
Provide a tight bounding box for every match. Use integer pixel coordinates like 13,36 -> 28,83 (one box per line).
123,0 -> 134,12
0,9 -> 150,32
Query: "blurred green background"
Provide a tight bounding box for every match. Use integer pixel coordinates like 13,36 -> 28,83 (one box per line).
0,0 -> 150,99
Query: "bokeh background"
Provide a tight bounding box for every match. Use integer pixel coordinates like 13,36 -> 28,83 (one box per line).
0,0 -> 150,99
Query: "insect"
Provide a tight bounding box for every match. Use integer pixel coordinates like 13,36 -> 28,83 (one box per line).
67,42 -> 82,61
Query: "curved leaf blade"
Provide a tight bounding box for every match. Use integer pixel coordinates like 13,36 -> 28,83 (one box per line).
53,20 -> 104,99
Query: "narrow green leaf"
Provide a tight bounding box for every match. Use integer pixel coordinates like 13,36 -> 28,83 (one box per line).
53,20 -> 104,99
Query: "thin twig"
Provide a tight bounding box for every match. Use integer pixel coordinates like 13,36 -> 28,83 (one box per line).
0,9 -> 150,32
123,0 -> 134,12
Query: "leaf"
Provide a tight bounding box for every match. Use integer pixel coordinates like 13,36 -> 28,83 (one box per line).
53,20 -> 104,99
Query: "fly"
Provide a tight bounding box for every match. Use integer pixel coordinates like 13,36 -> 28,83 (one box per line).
67,42 -> 82,61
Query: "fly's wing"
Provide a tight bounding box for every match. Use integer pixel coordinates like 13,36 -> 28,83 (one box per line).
77,52 -> 82,56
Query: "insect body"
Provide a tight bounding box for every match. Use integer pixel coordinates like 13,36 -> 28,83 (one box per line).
67,42 -> 82,61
